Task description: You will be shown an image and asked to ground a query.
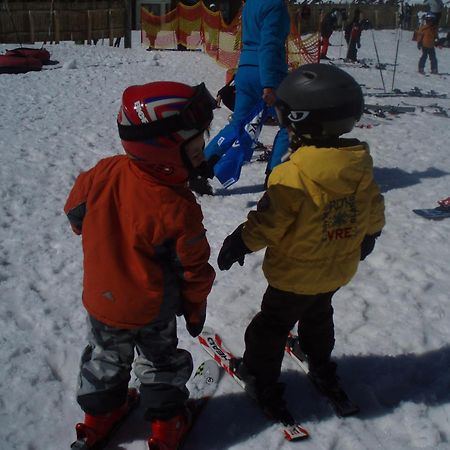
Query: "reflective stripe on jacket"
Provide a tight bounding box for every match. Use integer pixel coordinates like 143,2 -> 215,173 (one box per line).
241,140 -> 385,294
64,155 -> 215,328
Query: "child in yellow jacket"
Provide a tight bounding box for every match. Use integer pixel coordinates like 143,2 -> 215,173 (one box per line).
217,64 -> 385,421
417,13 -> 439,74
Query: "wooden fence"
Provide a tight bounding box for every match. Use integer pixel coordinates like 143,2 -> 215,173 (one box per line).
0,1 -> 127,44
1,1 -> 449,45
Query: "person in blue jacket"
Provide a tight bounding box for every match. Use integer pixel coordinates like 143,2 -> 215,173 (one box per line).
198,0 -> 291,194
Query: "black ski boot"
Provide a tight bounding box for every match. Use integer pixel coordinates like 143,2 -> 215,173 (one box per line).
230,358 -> 294,425
308,361 -> 341,395
308,361 -> 360,416
309,361 -> 350,403
188,175 -> 214,196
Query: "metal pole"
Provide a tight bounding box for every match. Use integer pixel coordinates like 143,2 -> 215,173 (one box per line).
391,28 -> 401,91
43,0 -> 55,48
371,29 -> 386,93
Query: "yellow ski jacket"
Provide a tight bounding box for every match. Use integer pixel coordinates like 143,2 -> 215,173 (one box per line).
241,139 -> 385,294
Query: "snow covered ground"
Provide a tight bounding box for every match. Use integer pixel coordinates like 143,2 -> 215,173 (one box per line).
1,29 -> 449,450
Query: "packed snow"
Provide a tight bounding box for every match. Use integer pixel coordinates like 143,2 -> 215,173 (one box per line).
1,29 -> 449,450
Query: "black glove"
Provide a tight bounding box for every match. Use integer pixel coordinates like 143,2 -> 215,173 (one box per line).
417,42 -> 422,50
217,224 -> 252,270
360,231 -> 381,260
183,303 -> 206,337
185,313 -> 206,337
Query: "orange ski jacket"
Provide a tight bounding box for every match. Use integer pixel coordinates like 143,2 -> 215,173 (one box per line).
64,155 -> 215,329
417,23 -> 438,48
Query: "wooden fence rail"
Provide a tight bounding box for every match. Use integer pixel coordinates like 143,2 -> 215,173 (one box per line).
0,1 -> 126,44
1,2 -> 449,45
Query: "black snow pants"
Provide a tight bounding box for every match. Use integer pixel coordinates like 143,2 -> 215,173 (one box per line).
243,285 -> 337,389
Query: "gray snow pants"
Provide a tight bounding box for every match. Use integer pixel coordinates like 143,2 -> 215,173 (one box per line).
77,315 -> 193,420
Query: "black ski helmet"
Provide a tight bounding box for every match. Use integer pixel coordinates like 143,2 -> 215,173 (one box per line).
275,64 -> 364,137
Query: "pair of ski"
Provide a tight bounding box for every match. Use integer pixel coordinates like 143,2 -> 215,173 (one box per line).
198,327 -> 359,443
70,361 -> 221,449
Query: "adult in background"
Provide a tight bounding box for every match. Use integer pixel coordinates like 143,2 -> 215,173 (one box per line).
320,9 -> 346,60
201,0 -> 291,193
423,0 -> 444,25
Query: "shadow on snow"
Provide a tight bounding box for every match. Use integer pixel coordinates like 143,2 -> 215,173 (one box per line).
374,167 -> 450,193
106,346 -> 450,449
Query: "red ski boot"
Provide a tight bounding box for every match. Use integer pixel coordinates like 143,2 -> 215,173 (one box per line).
71,388 -> 139,449
147,408 -> 192,450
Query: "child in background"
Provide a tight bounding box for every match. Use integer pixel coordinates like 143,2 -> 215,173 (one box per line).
417,13 -> 439,74
345,9 -> 363,61
216,64 -> 385,421
65,81 -> 216,450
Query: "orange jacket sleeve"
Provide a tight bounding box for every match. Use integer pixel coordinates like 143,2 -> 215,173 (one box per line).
64,168 -> 95,235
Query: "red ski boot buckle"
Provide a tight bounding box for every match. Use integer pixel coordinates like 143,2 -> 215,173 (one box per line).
437,197 -> 450,210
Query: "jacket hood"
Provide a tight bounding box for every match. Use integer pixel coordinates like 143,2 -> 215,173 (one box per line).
290,140 -> 374,206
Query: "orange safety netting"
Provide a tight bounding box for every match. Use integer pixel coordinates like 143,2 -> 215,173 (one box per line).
141,2 -> 319,74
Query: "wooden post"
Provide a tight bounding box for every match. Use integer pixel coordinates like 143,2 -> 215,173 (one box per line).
87,10 -> 93,43
54,10 -> 60,44
123,0 -> 132,48
28,10 -> 35,43
109,9 -> 114,46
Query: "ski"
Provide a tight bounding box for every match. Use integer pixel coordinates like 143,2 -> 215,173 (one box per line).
187,359 -> 222,420
198,327 -> 309,441
413,208 -> 450,220
70,388 -> 140,449
365,87 -> 447,99
285,333 -> 360,418
413,197 -> 450,220
365,104 -> 415,114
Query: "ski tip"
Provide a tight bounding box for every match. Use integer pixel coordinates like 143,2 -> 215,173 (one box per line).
283,424 -> 310,441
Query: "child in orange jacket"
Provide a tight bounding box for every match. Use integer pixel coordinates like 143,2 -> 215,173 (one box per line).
65,81 -> 216,449
417,13 -> 439,74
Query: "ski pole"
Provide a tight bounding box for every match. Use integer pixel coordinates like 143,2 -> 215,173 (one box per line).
371,29 -> 386,93
391,28 -> 401,91
4,0 -> 23,47
43,0 -> 55,47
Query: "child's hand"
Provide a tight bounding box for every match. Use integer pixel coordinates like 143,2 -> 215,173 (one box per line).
183,304 -> 206,337
417,42 -> 422,50
185,314 -> 206,337
217,224 -> 251,270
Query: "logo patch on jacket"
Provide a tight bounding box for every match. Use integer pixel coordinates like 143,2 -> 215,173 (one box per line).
322,195 -> 357,241
102,291 -> 114,301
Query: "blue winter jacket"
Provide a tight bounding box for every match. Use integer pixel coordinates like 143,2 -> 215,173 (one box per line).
239,0 -> 290,88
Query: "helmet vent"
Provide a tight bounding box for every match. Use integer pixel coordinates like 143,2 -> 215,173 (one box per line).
303,71 -> 316,80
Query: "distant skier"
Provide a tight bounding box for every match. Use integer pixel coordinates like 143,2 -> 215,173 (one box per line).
417,13 -> 439,74
320,8 -> 346,60
345,9 -> 363,62
65,81 -> 216,449
216,64 -> 385,417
